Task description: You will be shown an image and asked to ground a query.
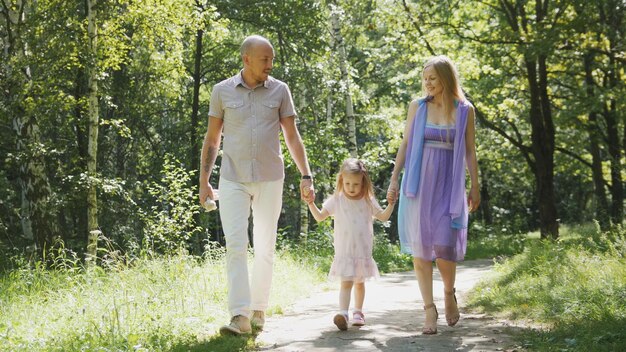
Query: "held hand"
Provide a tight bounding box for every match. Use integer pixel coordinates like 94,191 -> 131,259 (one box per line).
300,179 -> 315,203
387,180 -> 399,204
305,189 -> 316,205
468,186 -> 480,213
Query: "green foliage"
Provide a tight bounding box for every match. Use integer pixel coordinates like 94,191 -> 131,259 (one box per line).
467,225 -> 626,351
140,155 -> 203,255
278,222 -> 335,274
1,0 -> 624,265
372,232 -> 413,272
465,221 -> 531,260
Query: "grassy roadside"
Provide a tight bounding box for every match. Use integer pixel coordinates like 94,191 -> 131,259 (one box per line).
0,227 -> 410,352
466,224 -> 626,351
0,249 -> 325,352
3,223 -> 623,351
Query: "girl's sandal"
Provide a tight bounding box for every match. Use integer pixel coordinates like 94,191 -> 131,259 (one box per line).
445,288 -> 460,327
422,303 -> 438,335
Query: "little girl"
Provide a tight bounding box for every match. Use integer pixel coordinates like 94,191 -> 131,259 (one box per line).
307,158 -> 396,330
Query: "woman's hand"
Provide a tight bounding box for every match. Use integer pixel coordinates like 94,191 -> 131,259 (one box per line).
468,186 -> 480,212
387,179 -> 399,204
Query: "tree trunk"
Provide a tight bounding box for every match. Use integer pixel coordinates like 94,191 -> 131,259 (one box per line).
4,0 -> 57,256
330,4 -> 357,157
600,0 -> 624,225
525,55 -> 559,239
500,0 -> 559,239
584,54 -> 611,229
86,0 -> 100,262
13,107 -> 57,254
298,88 -> 310,238
326,94 -> 333,124
189,28 -> 204,253
604,100 -> 623,224
190,28 -> 203,173
605,53 -> 623,224
479,166 -> 493,225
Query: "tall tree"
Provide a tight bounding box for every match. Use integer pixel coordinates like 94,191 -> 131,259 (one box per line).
85,0 -> 100,261
584,53 -> 611,229
492,0 -> 559,238
189,0 -> 206,175
329,2 -> 357,157
595,0 -> 624,224
432,0 -> 563,238
2,0 -> 58,255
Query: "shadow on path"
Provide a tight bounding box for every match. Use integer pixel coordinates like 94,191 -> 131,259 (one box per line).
254,259 -> 524,351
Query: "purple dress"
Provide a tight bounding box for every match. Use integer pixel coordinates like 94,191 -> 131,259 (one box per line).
399,100 -> 470,262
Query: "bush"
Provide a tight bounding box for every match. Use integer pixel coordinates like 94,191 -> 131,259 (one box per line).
140,155 -> 203,256
372,232 -> 412,272
465,220 -> 529,260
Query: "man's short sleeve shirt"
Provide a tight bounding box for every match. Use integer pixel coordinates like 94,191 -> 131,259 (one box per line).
209,73 -> 297,182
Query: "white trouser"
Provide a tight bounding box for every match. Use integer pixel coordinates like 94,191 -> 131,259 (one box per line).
218,177 -> 284,318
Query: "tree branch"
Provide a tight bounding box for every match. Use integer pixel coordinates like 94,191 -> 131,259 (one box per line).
555,146 -> 592,168
470,99 -> 535,170
400,0 -> 436,56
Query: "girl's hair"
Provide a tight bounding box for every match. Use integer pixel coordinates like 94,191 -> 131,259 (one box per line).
335,158 -> 374,200
422,55 -> 466,124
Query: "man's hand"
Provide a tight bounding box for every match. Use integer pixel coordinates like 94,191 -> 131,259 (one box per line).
300,178 -> 315,203
199,183 -> 216,206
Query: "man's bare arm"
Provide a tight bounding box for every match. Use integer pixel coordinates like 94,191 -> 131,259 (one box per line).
199,116 -> 223,203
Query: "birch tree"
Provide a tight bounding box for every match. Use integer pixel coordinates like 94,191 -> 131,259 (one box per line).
1,0 -> 57,256
86,0 -> 100,261
330,3 -> 357,157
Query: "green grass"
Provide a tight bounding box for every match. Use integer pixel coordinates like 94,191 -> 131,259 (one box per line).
0,250 -> 325,352
466,224 -> 626,351
465,222 -> 537,260
0,228 -> 416,352
5,223 -> 617,351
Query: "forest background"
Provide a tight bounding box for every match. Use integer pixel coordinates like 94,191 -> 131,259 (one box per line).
1,0 -> 624,262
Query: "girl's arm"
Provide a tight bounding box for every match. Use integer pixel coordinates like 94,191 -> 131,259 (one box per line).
465,106 -> 480,212
374,198 -> 397,222
308,201 -> 330,222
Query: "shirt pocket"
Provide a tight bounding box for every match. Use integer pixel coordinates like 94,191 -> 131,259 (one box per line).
223,100 -> 245,121
260,100 -> 280,120
224,100 -> 244,110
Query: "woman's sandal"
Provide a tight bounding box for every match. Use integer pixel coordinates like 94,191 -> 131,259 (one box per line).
445,288 -> 460,327
422,303 -> 438,335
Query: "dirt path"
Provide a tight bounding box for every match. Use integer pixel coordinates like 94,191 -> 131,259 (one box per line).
255,259 -> 522,351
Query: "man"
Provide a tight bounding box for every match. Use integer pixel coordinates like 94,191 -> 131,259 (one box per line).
198,35 -> 314,335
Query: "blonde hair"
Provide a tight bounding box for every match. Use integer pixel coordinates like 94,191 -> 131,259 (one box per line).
422,55 -> 466,124
335,158 -> 374,200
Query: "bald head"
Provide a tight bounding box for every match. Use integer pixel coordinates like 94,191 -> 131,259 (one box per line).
240,35 -> 274,58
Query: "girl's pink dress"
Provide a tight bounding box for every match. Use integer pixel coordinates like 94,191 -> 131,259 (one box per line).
322,193 -> 382,282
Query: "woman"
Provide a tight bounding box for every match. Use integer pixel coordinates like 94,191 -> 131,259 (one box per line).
387,56 -> 480,335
